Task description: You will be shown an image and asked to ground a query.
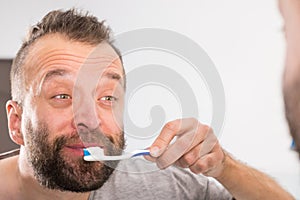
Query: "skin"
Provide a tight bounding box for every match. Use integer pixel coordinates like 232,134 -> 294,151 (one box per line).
147,118 -> 225,176
279,0 -> 300,155
1,33 -> 125,199
147,119 -> 294,199
0,32 -> 294,199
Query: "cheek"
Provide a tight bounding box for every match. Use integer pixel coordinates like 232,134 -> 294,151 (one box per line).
101,117 -> 123,134
113,102 -> 124,129
100,109 -> 124,134
35,104 -> 74,139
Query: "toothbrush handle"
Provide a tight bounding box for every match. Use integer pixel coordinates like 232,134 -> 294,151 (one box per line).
131,150 -> 150,157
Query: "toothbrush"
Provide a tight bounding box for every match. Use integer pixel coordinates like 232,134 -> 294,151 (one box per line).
83,146 -> 150,161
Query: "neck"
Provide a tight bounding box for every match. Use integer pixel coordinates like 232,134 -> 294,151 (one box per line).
16,147 -> 91,200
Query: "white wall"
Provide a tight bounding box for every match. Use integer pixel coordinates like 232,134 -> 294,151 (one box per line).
1,0 -> 299,198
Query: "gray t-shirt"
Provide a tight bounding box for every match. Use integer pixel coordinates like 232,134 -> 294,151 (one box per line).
89,159 -> 233,200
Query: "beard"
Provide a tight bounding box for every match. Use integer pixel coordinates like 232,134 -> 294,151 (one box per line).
24,120 -> 125,192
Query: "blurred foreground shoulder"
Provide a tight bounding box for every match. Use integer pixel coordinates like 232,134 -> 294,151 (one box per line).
0,150 -> 19,198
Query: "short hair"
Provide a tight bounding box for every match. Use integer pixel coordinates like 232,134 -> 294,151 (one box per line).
11,8 -> 123,105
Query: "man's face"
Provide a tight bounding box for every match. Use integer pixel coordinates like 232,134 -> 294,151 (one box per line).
20,33 -> 125,192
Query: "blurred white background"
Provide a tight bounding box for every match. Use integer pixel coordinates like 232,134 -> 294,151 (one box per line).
1,0 -> 299,198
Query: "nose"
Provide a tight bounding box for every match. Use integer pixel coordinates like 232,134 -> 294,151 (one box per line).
73,94 -> 100,131
72,62 -> 104,132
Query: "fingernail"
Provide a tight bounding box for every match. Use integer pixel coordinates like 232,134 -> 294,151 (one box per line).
151,146 -> 160,157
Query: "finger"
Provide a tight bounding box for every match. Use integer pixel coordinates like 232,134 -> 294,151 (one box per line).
175,131 -> 217,168
156,124 -> 213,169
199,130 -> 217,158
143,154 -> 157,162
175,142 -> 202,168
149,118 -> 199,157
156,129 -> 202,169
143,147 -> 157,162
174,124 -> 215,157
155,132 -> 193,169
189,144 -> 224,176
189,155 -> 215,175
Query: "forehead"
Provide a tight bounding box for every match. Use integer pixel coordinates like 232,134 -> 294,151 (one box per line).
23,34 -> 123,86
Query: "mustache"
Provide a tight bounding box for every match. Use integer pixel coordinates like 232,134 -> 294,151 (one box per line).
76,125 -> 115,148
52,127 -> 123,157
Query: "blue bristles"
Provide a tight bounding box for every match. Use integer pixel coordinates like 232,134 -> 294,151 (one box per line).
83,149 -> 91,156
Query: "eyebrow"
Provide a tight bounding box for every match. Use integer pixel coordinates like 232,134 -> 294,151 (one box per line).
43,69 -> 68,83
42,69 -> 124,87
36,69 -> 69,96
103,71 -> 122,81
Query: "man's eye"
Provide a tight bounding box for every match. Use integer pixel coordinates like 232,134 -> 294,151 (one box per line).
53,94 -> 71,99
100,96 -> 117,102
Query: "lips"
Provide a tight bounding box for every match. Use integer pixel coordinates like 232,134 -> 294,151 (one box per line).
64,143 -> 104,157
65,142 -> 103,148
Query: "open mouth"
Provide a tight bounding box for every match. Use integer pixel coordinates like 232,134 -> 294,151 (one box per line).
64,144 -> 104,157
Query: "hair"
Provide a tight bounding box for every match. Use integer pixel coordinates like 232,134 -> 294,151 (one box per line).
11,8 -> 123,105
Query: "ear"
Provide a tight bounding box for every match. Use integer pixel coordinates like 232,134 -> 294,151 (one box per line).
6,100 -> 24,145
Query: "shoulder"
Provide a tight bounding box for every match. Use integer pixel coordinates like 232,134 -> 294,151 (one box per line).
0,149 -> 20,174
0,150 -> 19,197
0,149 -> 19,177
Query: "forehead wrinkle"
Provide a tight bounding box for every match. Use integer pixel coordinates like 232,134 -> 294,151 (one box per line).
35,51 -> 117,70
25,46 -> 123,87
26,51 -> 120,83
24,34 -> 121,75
24,51 -> 82,89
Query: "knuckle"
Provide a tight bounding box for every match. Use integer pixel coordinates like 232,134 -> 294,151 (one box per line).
205,155 -> 215,169
182,153 -> 196,165
191,161 -> 206,174
199,124 -> 212,135
216,147 -> 225,160
206,155 -> 213,165
197,161 -> 206,170
164,120 -> 180,131
189,117 -> 199,126
214,141 -> 221,149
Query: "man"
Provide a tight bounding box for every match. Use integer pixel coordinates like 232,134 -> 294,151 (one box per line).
280,0 -> 300,160
0,9 -> 293,199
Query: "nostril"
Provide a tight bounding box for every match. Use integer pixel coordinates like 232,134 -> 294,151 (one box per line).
77,123 -> 88,129
76,122 -> 100,135
74,110 -> 100,131
76,124 -> 87,134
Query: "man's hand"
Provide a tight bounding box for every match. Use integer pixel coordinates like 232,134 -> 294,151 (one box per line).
145,118 -> 226,178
